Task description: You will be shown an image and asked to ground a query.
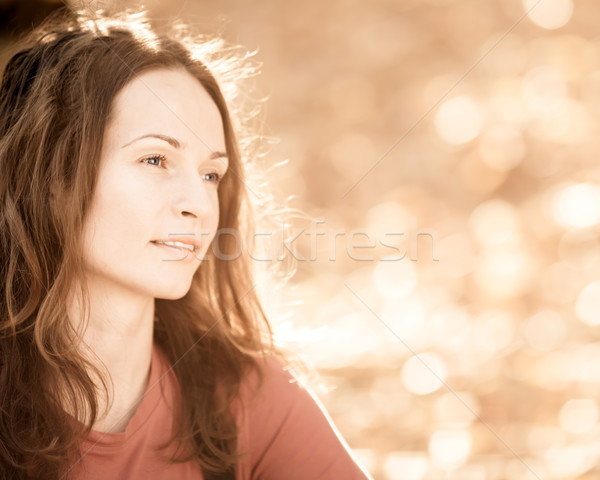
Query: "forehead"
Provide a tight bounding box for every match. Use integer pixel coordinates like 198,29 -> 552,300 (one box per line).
104,67 -> 225,151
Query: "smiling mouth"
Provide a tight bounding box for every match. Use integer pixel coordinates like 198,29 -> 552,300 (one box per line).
151,240 -> 196,253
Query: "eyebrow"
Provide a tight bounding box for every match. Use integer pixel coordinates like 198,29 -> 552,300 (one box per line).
121,133 -> 228,160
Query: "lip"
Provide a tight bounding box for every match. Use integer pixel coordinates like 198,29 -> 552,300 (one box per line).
151,240 -> 199,263
150,236 -> 201,252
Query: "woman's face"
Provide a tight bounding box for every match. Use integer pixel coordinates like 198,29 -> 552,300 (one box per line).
80,67 -> 228,301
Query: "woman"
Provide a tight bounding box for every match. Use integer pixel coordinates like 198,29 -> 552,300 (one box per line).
0,6 -> 372,480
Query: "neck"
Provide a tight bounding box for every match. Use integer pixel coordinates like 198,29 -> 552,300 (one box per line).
68,278 -> 156,433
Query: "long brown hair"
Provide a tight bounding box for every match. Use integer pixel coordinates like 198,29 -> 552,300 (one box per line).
0,7 -> 281,479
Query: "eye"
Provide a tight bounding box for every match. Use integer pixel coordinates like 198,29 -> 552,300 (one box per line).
203,171 -> 223,185
141,154 -> 167,168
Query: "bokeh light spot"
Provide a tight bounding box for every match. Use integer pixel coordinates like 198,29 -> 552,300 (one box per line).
383,452 -> 428,480
523,0 -> 573,30
428,429 -> 472,468
575,282 -> 600,326
469,199 -> 521,248
521,65 -> 567,115
552,183 -> 600,228
434,96 -> 483,145
558,399 -> 598,434
433,392 -> 479,428
402,353 -> 447,395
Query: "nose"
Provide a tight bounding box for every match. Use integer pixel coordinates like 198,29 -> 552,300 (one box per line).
171,173 -> 217,220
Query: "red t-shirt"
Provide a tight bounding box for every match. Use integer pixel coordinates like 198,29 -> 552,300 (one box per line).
69,342 -> 372,479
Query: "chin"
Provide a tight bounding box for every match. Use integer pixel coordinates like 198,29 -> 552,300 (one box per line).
156,290 -> 192,301
152,282 -> 193,301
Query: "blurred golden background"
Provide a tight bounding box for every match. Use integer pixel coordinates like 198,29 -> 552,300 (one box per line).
2,0 -> 600,478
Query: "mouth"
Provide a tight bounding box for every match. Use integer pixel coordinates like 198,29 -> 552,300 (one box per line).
150,240 -> 197,253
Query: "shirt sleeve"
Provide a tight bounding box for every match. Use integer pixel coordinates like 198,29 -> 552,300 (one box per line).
234,356 -> 373,480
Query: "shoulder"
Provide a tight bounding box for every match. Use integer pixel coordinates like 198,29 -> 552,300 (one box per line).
235,355 -> 319,430
232,355 -> 303,432
239,355 -> 302,404
232,355 -> 372,480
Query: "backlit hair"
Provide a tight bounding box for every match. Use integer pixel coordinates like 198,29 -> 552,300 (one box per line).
0,7 -> 284,479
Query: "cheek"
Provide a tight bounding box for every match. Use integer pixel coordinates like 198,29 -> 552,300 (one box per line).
96,187 -> 148,234
83,172 -> 152,245
204,193 -> 223,238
